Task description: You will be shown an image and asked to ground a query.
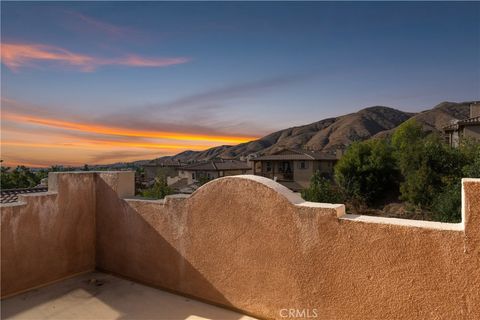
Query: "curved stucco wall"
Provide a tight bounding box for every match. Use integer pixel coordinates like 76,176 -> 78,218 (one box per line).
95,174 -> 480,320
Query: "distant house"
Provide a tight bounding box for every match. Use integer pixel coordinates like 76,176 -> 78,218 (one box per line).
444,102 -> 480,147
142,160 -> 185,181
175,160 -> 252,186
252,149 -> 339,191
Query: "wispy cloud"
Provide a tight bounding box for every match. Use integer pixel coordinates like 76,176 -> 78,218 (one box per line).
72,12 -> 129,37
143,73 -> 317,112
64,11 -> 149,42
1,43 -> 190,72
1,98 -> 258,145
88,150 -> 167,164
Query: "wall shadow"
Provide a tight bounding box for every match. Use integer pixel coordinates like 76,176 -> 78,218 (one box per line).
94,178 -> 251,320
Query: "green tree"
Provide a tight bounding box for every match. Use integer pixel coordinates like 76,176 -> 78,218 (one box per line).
433,143 -> 480,222
302,171 -> 344,203
334,138 -> 398,205
1,161 -> 14,189
391,119 -> 426,175
197,175 -> 212,187
1,166 -> 40,189
461,140 -> 480,177
141,174 -> 173,199
431,182 -> 462,222
394,131 -> 466,208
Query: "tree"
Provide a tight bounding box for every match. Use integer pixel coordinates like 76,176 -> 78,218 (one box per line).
141,174 -> 173,199
431,182 -> 462,222
334,138 -> 398,205
393,126 -> 467,208
1,161 -> 14,189
0,165 -> 41,189
197,175 -> 211,187
302,171 -> 344,203
432,143 -> 480,222
460,139 -> 480,177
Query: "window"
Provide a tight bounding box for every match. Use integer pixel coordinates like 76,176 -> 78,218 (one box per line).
266,161 -> 272,172
299,161 -> 308,169
192,173 -> 195,180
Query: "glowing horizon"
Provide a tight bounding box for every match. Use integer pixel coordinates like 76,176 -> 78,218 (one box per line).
2,104 -> 258,167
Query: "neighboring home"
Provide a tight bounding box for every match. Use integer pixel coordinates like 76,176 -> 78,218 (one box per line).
252,149 -> 339,191
142,159 -> 185,181
176,160 -> 252,186
0,187 -> 48,204
444,102 -> 480,148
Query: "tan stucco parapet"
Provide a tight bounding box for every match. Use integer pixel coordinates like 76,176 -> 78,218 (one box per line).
340,214 -> 463,231
2,172 -> 480,319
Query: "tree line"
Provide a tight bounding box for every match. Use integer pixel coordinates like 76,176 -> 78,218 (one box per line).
302,119 -> 480,222
0,163 -> 124,189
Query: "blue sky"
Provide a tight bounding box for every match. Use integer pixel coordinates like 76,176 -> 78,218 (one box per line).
1,1 -> 479,166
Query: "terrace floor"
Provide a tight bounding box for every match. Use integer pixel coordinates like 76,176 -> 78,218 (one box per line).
1,272 -> 257,320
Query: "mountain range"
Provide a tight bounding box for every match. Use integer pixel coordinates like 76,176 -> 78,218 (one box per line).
149,101 -> 472,163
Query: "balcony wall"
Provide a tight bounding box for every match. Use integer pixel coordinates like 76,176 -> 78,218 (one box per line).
1,171 -> 480,319
1,172 -> 97,297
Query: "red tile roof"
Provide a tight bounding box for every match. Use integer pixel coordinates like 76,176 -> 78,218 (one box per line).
1,187 -> 48,204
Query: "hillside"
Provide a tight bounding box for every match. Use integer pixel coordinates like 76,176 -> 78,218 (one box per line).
152,101 -> 472,163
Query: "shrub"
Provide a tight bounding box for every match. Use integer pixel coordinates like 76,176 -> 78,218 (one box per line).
392,120 -> 468,208
462,142 -> 480,177
334,138 -> 398,205
431,182 -> 461,222
0,165 -> 43,189
302,171 -> 344,203
141,174 -> 173,199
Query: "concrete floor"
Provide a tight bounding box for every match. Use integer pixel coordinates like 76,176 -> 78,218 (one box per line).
1,272 -> 257,320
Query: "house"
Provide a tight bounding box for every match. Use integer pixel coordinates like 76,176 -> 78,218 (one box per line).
175,159 -> 252,186
252,149 -> 339,191
142,159 -> 185,181
444,101 -> 480,147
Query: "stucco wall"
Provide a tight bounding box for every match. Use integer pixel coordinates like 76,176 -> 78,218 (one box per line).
464,125 -> 480,141
292,160 -> 314,187
95,174 -> 480,320
144,165 -> 178,181
1,172 -> 97,297
2,172 -> 479,320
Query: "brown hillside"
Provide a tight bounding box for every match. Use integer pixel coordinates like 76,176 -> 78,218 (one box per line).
153,101 -> 473,163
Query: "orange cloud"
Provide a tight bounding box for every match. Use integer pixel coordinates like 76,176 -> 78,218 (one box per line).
1,43 -> 190,71
2,139 -> 211,151
3,112 -> 257,144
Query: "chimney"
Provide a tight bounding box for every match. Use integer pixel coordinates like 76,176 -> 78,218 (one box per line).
470,101 -> 480,118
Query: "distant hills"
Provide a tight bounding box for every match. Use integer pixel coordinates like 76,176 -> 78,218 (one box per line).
148,101 -> 472,163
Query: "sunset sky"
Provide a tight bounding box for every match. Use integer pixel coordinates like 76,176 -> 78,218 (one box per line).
1,2 -> 479,167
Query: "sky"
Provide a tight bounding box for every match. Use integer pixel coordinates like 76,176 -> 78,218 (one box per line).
1,1 -> 479,167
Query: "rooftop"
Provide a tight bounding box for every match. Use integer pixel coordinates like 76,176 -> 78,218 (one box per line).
0,187 -> 48,204
144,159 -> 185,167
181,160 -> 251,171
1,272 -> 256,320
444,116 -> 480,131
254,149 -> 338,161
